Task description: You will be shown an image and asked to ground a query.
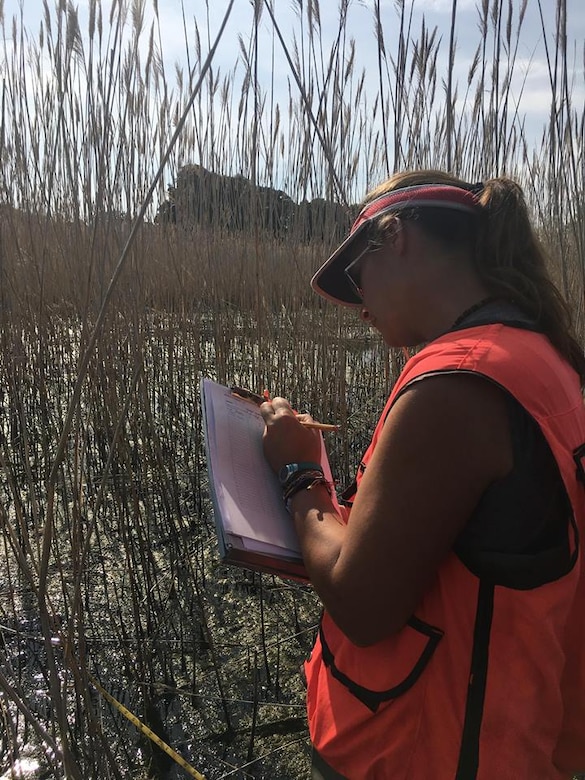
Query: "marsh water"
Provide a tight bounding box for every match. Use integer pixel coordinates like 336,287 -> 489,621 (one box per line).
0,311 -> 391,778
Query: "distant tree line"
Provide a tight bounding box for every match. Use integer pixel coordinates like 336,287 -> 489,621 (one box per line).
157,164 -> 354,243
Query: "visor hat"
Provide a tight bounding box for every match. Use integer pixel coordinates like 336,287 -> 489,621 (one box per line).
310,183 -> 483,306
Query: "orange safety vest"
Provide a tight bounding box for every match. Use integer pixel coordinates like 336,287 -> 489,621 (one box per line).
305,323 -> 585,779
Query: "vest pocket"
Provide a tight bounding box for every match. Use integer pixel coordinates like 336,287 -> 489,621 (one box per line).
319,614 -> 444,713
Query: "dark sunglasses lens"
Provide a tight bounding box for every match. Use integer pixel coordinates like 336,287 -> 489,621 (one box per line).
344,250 -> 367,298
347,264 -> 361,288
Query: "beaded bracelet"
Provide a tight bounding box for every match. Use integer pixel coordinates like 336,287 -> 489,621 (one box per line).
282,469 -> 325,501
283,473 -> 332,507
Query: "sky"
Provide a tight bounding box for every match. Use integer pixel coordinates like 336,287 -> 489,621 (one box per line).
4,1 -> 583,121
138,0 -> 585,122
1,0 -> 584,202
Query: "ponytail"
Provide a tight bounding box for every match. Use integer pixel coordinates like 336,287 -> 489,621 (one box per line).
475,177 -> 585,385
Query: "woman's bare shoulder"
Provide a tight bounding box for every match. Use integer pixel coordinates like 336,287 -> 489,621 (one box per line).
385,371 -> 514,483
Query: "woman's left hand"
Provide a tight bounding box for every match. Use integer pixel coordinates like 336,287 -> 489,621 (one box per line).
260,397 -> 322,473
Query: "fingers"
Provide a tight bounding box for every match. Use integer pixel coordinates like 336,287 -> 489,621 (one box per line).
270,396 -> 295,413
260,396 -> 296,424
261,400 -> 322,472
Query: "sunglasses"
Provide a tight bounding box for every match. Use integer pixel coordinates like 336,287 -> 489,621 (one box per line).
344,242 -> 381,301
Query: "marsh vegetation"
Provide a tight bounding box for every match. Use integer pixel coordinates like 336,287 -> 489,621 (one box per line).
0,0 -> 583,777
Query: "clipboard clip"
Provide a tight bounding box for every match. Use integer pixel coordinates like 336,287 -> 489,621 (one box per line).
230,386 -> 269,406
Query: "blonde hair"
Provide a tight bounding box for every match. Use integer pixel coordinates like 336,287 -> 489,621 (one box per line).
362,170 -> 585,384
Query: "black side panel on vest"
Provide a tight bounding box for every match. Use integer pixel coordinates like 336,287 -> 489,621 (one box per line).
573,443 -> 585,486
339,461 -> 366,506
455,390 -> 574,589
455,580 -> 495,779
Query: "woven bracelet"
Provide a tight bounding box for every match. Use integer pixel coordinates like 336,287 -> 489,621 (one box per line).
282,469 -> 324,501
283,474 -> 332,505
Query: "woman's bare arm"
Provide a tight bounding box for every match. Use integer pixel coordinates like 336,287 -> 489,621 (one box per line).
281,374 -> 513,646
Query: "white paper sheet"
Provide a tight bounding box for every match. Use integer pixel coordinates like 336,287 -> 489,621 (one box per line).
202,378 -> 301,553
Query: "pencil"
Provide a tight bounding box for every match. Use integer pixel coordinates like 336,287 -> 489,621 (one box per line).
299,421 -> 340,432
230,386 -> 340,432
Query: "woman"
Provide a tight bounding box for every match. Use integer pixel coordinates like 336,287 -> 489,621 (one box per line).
260,171 -> 585,779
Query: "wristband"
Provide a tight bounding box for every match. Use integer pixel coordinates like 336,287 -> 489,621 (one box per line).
278,462 -> 324,490
282,469 -> 325,500
283,473 -> 332,509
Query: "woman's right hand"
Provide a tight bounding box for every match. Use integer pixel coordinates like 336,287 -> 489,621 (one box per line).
260,397 -> 322,473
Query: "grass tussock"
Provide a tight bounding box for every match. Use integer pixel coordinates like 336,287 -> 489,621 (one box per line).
0,0 -> 583,777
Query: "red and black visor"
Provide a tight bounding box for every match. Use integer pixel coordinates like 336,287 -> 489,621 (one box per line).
310,184 -> 482,306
